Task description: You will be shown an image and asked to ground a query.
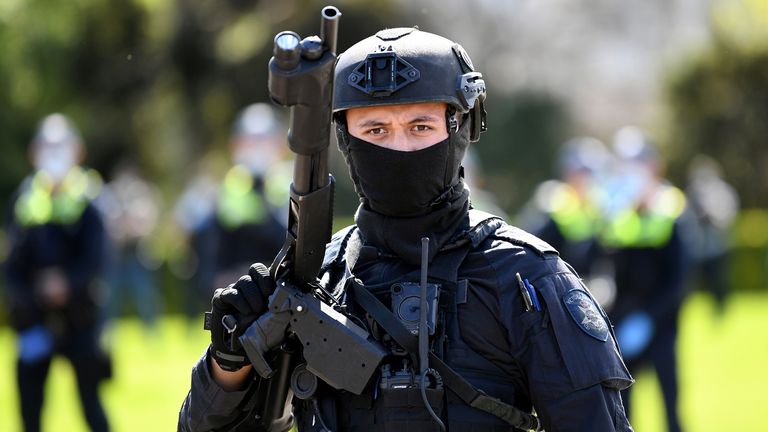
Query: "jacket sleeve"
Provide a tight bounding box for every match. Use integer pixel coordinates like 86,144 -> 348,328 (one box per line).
504,257 -> 634,431
178,350 -> 296,432
646,222 -> 688,324
3,212 -> 40,331
67,203 -> 108,296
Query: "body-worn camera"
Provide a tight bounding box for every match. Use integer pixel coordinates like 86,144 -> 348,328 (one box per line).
379,359 -> 444,390
390,282 -> 440,336
379,361 -> 418,390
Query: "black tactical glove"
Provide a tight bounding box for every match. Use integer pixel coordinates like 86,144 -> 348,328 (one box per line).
206,263 -> 275,371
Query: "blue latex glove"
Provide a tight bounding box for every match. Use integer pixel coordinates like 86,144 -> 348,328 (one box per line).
616,312 -> 654,361
18,325 -> 54,363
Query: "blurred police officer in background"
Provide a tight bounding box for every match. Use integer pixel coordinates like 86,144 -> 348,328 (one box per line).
683,155 -> 739,317
192,103 -> 289,300
3,113 -> 110,432
529,137 -> 609,278
98,162 -> 163,331
525,137 -> 619,311
180,26 -> 633,431
172,164 -> 219,321
601,127 -> 688,432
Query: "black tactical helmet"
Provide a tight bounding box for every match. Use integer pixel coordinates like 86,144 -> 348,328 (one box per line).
612,126 -> 660,166
333,27 -> 487,141
558,137 -> 610,176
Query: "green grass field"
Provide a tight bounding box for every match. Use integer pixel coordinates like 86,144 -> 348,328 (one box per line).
1,292 -> 767,431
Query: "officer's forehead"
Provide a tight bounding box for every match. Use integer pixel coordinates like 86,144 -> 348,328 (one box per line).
345,102 -> 447,125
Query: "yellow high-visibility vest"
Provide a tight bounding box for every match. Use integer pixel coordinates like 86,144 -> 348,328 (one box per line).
15,167 -> 102,227
600,185 -> 686,248
548,183 -> 601,243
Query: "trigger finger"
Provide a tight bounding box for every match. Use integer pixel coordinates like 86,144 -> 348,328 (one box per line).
213,285 -> 252,316
249,263 -> 276,297
232,276 -> 266,314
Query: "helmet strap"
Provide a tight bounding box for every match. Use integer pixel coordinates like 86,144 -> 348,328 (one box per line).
446,106 -> 459,134
469,99 -> 487,142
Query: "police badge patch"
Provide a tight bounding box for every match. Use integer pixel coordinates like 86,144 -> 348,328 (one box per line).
562,289 -> 609,342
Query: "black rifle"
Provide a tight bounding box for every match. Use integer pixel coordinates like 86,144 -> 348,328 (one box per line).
236,6 -> 386,429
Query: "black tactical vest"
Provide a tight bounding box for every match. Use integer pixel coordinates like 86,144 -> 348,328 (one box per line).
293,210 -> 539,432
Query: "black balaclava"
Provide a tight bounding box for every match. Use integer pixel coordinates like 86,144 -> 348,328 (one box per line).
336,112 -> 472,265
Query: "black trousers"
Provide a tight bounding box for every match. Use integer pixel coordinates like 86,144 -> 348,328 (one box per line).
696,253 -> 730,312
621,326 -> 681,432
16,328 -> 110,432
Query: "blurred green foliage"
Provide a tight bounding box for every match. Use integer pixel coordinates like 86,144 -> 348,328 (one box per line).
0,0 -> 405,211
0,0 -> 411,325
663,0 -> 768,210
659,0 -> 768,293
476,93 -> 571,214
2,0 -> 766,220
0,2 -> 766,427
0,0 -> 411,282
1,0 -> 767,322
729,209 -> 768,291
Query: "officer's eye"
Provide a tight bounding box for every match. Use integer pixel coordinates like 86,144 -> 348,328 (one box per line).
411,124 -> 435,135
367,127 -> 387,136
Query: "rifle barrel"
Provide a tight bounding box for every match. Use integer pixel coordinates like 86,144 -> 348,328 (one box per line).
320,6 -> 340,55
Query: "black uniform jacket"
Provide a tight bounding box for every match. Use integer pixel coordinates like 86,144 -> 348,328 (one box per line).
4,202 -> 106,332
179,211 -> 633,431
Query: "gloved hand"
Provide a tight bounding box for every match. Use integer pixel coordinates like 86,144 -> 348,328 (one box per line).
18,325 -> 54,363
207,263 -> 275,371
615,311 -> 654,361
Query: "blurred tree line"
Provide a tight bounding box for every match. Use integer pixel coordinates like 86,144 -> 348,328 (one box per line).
663,0 -> 768,210
1,0 -> 767,319
0,0 -> 572,265
0,0 -> 405,203
1,0 -> 766,223
0,0 -> 409,319
661,0 -> 768,291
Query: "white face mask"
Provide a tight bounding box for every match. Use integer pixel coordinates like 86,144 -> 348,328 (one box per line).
34,145 -> 77,182
232,137 -> 280,176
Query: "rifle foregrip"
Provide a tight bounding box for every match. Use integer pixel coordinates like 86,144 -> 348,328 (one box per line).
289,177 -> 335,285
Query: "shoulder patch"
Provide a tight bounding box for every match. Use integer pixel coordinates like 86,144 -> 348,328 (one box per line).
562,289 -> 609,342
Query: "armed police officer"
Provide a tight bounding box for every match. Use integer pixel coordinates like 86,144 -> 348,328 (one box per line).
179,23 -> 633,432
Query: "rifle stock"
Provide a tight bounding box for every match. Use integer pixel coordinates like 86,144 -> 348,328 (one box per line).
236,6 -> 385,429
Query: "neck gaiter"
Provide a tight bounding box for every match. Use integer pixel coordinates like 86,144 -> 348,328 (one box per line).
336,115 -> 473,264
